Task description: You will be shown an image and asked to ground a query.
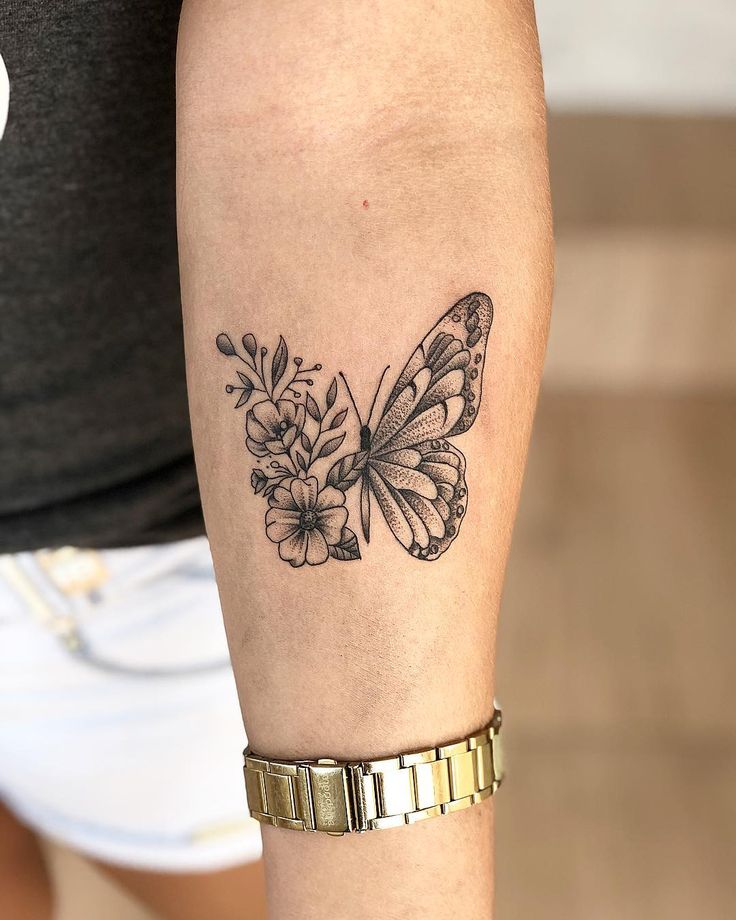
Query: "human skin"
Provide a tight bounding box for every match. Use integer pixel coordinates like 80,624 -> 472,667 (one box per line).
0,803 -> 52,920
177,1 -> 552,916
0,794 -> 268,920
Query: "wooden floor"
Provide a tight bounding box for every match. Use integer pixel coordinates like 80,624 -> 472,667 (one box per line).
49,390 -> 736,919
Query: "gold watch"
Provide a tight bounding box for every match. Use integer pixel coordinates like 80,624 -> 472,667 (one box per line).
243,709 -> 503,835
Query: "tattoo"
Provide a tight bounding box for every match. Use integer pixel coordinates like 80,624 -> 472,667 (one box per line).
216,292 -> 493,568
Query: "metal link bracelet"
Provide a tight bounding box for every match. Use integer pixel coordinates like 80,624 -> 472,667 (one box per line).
243,709 -> 503,835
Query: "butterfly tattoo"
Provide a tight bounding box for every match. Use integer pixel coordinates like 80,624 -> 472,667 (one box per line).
216,292 -> 493,567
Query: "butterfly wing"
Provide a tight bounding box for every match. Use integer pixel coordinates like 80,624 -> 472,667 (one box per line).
367,438 -> 468,559
378,291 -> 492,437
365,291 -> 493,559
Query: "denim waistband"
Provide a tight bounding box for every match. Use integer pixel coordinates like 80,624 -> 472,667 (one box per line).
0,538 -> 230,678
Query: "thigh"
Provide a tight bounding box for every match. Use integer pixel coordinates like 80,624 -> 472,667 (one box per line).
0,801 -> 52,920
0,540 -> 261,874
96,857 -> 266,920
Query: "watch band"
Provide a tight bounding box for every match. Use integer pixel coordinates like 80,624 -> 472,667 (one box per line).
243,709 -> 503,835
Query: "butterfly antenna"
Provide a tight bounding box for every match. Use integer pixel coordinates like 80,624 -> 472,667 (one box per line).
338,372 -> 362,427
366,365 -> 391,430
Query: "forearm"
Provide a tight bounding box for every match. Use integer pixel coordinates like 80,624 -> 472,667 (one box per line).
177,0 -> 551,915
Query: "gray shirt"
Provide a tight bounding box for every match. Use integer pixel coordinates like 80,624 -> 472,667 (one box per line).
0,1 -> 204,551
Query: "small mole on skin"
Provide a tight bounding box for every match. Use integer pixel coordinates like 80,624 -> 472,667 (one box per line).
362,199 -> 369,209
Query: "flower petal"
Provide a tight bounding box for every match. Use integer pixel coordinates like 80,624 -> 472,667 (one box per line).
305,529 -> 329,565
279,530 -> 307,566
245,416 -> 270,441
265,439 -> 288,454
265,509 -> 302,543
277,399 -> 296,425
270,486 -> 298,510
316,506 -> 348,546
291,477 -> 318,511
294,404 -> 306,433
282,426 -> 297,448
314,485 -> 346,513
252,400 -> 280,434
246,437 -> 269,457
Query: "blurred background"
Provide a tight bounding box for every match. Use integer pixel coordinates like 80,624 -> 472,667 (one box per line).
48,0 -> 735,916
497,1 -> 736,918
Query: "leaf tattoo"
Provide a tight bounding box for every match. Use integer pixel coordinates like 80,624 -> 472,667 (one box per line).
305,393 -> 321,422
242,333 -> 257,360
329,408 -> 348,429
316,432 -> 345,459
271,336 -> 289,390
326,450 -> 368,491
328,527 -> 361,561
326,377 -> 338,409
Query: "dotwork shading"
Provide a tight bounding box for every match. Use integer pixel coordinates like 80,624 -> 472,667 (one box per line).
216,292 -> 493,567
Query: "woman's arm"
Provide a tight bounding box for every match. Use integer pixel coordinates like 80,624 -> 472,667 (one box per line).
177,1 -> 551,915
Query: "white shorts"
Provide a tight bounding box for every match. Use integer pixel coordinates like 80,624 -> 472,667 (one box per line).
0,537 -> 262,872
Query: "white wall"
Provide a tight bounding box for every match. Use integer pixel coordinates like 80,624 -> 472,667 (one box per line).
536,0 -> 736,113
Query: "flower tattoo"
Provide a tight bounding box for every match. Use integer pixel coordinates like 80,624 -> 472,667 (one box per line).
216,329 -> 361,564
266,477 -> 348,567
216,292 -> 494,567
246,398 -> 305,456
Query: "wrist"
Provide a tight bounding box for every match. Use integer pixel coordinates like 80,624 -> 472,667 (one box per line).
244,710 -> 503,835
261,801 -> 495,920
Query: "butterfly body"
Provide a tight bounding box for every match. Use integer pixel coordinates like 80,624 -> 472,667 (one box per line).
353,292 -> 493,560
359,425 -> 372,451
